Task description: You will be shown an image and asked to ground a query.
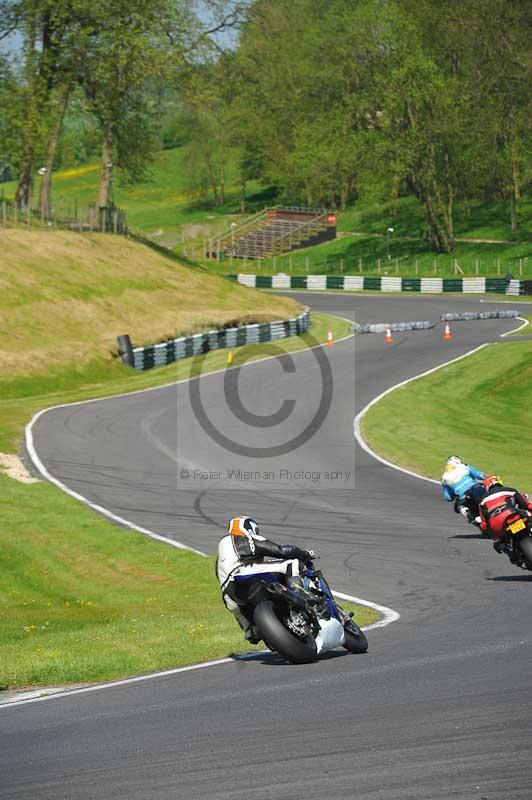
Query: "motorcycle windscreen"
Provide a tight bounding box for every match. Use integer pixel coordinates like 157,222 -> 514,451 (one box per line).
315,617 -> 345,654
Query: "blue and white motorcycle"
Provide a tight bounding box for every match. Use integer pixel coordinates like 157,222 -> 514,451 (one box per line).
234,558 -> 368,664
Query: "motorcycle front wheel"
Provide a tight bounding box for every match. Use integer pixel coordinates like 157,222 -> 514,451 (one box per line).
343,621 -> 368,654
254,600 -> 317,664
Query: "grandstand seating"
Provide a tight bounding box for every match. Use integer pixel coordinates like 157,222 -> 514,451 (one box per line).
207,207 -> 336,260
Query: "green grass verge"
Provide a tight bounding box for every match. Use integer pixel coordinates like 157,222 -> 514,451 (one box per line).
362,339 -> 532,489
0,471 -> 377,689
1,312 -> 379,689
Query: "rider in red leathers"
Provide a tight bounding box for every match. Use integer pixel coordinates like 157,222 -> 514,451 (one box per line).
478,476 -> 532,556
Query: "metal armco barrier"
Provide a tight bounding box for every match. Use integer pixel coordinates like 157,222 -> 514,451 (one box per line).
118,308 -> 311,371
232,274 -> 529,295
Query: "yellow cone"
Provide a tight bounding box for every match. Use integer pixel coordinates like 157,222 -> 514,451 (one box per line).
227,349 -> 234,365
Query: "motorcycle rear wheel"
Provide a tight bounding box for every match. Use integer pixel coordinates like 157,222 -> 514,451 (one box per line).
518,536 -> 532,570
343,622 -> 368,654
254,600 -> 317,664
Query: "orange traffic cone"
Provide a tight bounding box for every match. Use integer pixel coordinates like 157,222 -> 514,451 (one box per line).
385,325 -> 394,344
327,330 -> 334,347
443,322 -> 453,340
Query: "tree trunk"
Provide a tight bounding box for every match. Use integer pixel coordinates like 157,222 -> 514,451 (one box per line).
240,177 -> 246,214
15,161 -> 34,211
39,83 -> 71,220
390,176 -> 399,218
408,173 -> 454,253
219,163 -> 225,205
339,180 -> 348,211
425,195 -> 453,252
98,125 -> 113,209
511,159 -> 520,234
15,8 -> 37,210
204,150 -> 218,204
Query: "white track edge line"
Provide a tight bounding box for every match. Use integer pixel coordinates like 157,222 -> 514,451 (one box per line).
353,343 -> 491,485
353,311 -> 527,486
332,591 -> 399,630
499,316 -> 529,337
25,408 -> 206,558
1,586 -> 395,710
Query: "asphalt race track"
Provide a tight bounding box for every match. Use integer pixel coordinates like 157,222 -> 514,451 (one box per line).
3,294 -> 532,799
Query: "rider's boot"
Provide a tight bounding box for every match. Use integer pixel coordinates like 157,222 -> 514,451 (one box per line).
286,575 -> 305,591
234,607 -> 260,644
286,575 -> 319,603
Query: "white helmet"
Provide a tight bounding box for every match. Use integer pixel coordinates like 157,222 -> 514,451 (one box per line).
446,455 -> 462,468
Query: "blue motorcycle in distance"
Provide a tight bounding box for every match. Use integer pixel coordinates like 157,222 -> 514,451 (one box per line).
234,559 -> 368,664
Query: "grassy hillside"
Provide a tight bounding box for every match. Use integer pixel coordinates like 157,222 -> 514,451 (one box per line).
4,146 -> 532,270
0,228 -> 305,455
0,148 -> 262,246
0,229 -> 300,379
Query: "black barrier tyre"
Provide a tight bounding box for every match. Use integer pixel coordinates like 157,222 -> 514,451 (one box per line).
254,601 -> 317,664
343,623 -> 368,654
518,537 -> 532,570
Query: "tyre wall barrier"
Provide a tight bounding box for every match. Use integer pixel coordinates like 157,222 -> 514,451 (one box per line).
119,308 -> 311,371
232,274 -> 528,295
355,321 -> 436,334
440,310 -> 519,321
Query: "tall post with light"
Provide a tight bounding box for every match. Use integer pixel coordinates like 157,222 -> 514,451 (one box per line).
386,227 -> 394,260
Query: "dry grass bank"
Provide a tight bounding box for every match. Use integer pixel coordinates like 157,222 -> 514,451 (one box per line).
0,230 -> 301,377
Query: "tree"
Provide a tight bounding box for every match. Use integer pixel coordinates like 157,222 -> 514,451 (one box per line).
9,1 -> 80,209
463,0 -> 532,233
0,52 -> 23,183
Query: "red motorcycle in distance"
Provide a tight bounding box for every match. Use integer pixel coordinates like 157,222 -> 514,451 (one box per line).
493,505 -> 532,572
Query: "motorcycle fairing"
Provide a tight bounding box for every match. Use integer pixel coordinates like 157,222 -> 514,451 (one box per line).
234,571 -> 277,584
306,571 -> 341,622
315,618 -> 345,654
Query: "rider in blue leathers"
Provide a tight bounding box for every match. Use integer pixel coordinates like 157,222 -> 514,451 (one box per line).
442,455 -> 486,522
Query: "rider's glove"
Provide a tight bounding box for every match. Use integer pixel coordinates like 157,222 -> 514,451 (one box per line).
293,547 -> 314,564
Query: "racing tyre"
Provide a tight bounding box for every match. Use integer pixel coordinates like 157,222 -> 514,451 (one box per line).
254,600 -> 317,664
518,536 -> 532,570
343,621 -> 368,654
